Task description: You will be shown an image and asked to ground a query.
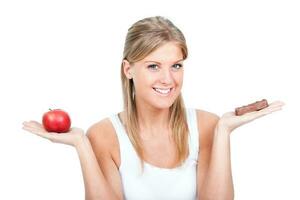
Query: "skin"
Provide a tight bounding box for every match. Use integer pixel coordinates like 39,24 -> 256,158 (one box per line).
22,41 -> 285,200
122,42 -> 184,138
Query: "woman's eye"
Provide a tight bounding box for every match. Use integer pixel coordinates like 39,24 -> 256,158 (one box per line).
173,64 -> 183,69
148,64 -> 159,70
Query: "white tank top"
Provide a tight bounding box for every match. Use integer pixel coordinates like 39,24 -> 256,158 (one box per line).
109,108 -> 199,200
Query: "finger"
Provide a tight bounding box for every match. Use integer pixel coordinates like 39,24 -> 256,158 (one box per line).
260,105 -> 283,115
29,120 -> 44,128
260,101 -> 285,113
23,124 -> 47,134
23,121 -> 43,129
243,103 -> 284,121
264,101 -> 285,111
269,100 -> 285,107
22,125 -> 56,141
22,125 -> 45,136
23,121 -> 47,133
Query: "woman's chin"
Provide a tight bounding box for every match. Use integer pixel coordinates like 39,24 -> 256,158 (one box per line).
152,99 -> 177,110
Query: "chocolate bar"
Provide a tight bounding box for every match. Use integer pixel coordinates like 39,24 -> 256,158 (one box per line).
235,99 -> 269,116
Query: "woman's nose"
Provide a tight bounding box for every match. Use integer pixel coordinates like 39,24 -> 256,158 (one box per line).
159,68 -> 173,85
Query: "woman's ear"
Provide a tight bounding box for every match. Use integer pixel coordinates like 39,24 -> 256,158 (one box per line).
123,59 -> 133,79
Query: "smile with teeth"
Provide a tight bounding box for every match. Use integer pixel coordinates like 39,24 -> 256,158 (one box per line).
153,87 -> 172,95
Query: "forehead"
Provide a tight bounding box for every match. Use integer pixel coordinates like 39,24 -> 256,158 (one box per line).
142,42 -> 183,63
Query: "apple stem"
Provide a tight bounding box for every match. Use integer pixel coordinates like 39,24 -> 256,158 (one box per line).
49,108 -> 52,111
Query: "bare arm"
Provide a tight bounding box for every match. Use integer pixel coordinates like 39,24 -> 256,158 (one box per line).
196,111 -> 233,200
75,135 -> 120,200
84,119 -> 124,200
198,100 -> 284,200
22,120 -> 121,200
199,122 -> 234,200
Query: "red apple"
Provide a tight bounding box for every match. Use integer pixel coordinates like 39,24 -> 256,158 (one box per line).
42,109 -> 71,133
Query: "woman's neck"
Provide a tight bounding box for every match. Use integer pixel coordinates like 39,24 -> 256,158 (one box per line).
136,103 -> 171,137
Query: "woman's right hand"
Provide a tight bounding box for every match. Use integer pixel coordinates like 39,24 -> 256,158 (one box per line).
22,120 -> 85,147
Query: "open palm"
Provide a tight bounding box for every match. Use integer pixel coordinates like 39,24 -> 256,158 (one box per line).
218,100 -> 285,133
22,120 -> 85,146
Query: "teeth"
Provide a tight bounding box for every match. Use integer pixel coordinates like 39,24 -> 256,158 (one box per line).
154,88 -> 171,94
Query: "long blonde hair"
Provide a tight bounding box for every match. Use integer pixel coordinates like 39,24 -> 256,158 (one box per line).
120,16 -> 189,169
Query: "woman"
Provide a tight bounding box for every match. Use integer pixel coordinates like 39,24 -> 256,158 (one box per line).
22,16 -> 285,200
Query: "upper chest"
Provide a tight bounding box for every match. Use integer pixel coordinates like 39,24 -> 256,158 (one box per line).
141,132 -> 178,161
111,128 -> 178,168
109,110 -> 207,169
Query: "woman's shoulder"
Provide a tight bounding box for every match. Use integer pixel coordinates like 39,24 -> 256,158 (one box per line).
87,117 -> 113,136
87,111 -> 125,135
86,114 -> 122,169
193,108 -> 220,148
194,108 -> 220,123
86,114 -> 121,153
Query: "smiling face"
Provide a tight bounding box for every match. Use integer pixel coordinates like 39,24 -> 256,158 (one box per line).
123,42 -> 184,110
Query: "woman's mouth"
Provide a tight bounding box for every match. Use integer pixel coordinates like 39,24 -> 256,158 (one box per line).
153,87 -> 173,96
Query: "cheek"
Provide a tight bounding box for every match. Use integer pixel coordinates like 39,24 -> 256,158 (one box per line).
134,75 -> 153,87
132,73 -> 154,93
174,72 -> 184,85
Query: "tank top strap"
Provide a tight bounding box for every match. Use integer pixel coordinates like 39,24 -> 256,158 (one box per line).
186,108 -> 200,161
109,113 -> 129,145
109,114 -> 142,172
109,108 -> 200,170
109,110 -> 199,200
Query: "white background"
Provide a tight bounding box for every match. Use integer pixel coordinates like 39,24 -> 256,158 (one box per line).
0,0 -> 299,199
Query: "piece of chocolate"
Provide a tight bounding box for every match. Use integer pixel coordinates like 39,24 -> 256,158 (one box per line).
235,99 -> 269,116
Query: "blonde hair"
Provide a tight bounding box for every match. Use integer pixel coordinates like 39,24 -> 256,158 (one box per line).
120,16 -> 189,169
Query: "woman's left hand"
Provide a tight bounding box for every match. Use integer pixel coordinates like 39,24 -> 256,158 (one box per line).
217,100 -> 285,133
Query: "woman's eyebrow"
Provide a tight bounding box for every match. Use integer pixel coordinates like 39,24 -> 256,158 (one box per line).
144,59 -> 184,64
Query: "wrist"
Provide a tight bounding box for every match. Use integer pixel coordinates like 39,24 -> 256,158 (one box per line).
74,134 -> 89,149
215,123 -> 231,136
